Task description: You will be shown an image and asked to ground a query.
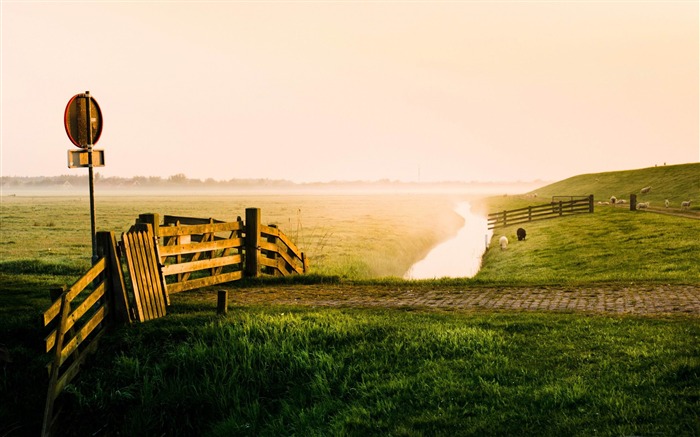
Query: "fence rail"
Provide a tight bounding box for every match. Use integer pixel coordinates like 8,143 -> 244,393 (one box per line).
41,232 -> 128,437
488,195 -> 594,229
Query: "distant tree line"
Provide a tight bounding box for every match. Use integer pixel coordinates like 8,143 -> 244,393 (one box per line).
1,174 -> 542,191
0,174 -> 300,188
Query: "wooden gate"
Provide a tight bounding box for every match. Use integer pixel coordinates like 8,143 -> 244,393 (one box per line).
121,223 -> 169,322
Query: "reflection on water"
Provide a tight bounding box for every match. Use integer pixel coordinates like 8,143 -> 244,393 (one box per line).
404,201 -> 492,279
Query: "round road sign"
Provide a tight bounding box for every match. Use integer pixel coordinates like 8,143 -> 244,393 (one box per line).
64,92 -> 103,148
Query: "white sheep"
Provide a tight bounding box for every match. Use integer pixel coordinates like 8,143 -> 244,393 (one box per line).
499,236 -> 509,250
640,186 -> 651,194
610,196 -> 617,204
681,200 -> 692,210
665,199 -> 670,208
618,199 -> 627,204
637,202 -> 650,209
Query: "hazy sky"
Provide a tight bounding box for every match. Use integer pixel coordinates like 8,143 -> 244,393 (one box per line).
2,1 -> 698,183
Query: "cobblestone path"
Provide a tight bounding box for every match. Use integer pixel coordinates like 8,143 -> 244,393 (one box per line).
202,283 -> 700,316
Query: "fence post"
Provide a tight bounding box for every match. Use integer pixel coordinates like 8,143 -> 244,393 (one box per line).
245,208 -> 261,278
528,206 -> 532,221
217,290 -> 228,315
589,194 -> 594,213
97,231 -> 131,324
137,213 -> 161,237
502,210 -> 507,227
630,194 -> 637,211
559,201 -> 563,216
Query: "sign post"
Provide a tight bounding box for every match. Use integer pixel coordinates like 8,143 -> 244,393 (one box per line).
64,91 -> 104,263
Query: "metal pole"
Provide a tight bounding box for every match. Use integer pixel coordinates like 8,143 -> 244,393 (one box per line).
85,91 -> 98,264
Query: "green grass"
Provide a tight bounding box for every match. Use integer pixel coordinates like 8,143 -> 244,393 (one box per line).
533,163 -> 699,209
0,193 -> 466,279
47,307 -> 699,436
1,163 -> 699,436
476,206 -> 700,284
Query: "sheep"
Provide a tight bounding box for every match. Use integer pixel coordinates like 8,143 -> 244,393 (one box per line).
517,228 -> 527,241
637,202 -> 650,209
640,186 -> 651,194
681,200 -> 692,210
665,199 -> 670,208
499,236 -> 508,250
618,199 -> 627,204
610,196 -> 617,204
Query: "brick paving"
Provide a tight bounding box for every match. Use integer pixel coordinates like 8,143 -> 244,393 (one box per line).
198,283 -> 700,317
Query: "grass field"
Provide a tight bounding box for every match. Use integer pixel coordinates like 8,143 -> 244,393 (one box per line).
1,163 -> 698,436
0,192 -> 468,279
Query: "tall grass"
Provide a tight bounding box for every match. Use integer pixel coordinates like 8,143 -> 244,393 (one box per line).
55,307 -> 699,436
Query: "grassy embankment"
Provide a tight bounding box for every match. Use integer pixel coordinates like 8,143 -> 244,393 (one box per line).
0,163 -> 698,436
473,162 -> 700,284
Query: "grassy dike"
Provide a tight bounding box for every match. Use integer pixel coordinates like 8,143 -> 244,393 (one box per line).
1,164 -> 698,436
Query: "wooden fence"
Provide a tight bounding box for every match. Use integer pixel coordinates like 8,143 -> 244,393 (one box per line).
41,232 -> 130,437
135,208 -> 307,294
41,207 -> 306,436
488,195 -> 594,229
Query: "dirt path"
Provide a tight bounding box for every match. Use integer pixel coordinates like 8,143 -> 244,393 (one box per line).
186,283 -> 700,317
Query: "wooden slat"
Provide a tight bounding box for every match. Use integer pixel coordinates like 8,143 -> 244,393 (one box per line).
152,234 -> 170,307
158,237 -> 244,256
52,328 -> 105,398
163,215 -> 226,225
132,231 -> 156,320
261,225 -> 303,259
162,254 -> 242,276
259,241 -> 303,274
157,221 -> 243,237
141,230 -> 166,317
58,305 -> 107,367
43,257 -> 106,326
121,233 -> 145,322
166,271 -> 243,294
44,282 -> 105,353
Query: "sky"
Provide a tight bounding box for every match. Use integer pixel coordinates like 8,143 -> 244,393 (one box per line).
1,1 -> 698,184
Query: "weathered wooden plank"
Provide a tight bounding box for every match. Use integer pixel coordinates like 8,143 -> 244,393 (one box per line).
44,282 -> 105,353
163,215 -> 226,225
152,233 -> 170,307
42,293 -> 71,437
258,241 -> 302,274
166,271 -> 243,294
141,229 -> 166,317
259,240 -> 278,252
158,237 -> 244,256
162,254 -> 242,276
158,221 -> 243,237
179,231 -> 213,283
138,229 -> 166,319
43,257 -> 106,326
59,305 -> 106,367
132,231 -> 157,320
121,233 -> 145,322
99,231 -> 132,324
261,225 -> 303,259
52,328 -> 105,399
